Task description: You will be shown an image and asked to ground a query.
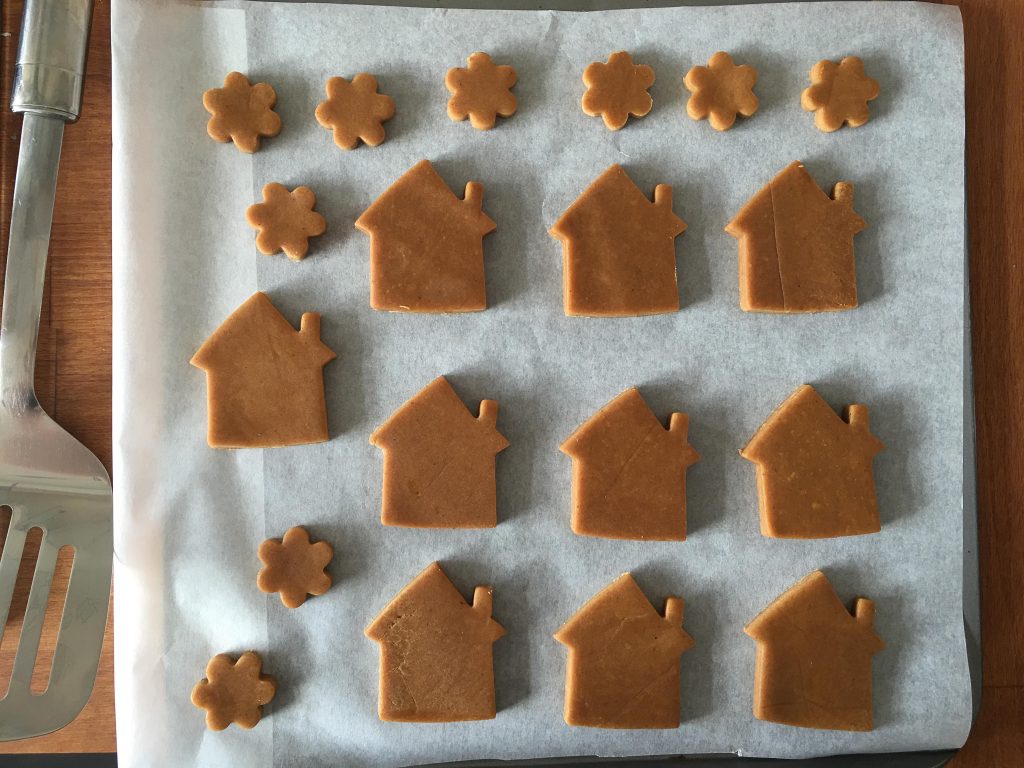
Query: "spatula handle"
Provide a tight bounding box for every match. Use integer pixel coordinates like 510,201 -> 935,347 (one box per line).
11,0 -> 93,120
1,0 -> 92,408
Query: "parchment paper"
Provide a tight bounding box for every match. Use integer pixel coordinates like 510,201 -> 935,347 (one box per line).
110,2 -> 969,766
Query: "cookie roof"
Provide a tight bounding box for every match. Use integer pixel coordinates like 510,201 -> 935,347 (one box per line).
355,159 -> 496,238
554,573 -> 693,656
726,161 -> 865,238
744,570 -> 884,652
560,387 -> 697,462
370,376 -> 509,454
550,164 -> 686,242
740,384 -> 884,464
365,561 -> 505,643
190,292 -> 335,371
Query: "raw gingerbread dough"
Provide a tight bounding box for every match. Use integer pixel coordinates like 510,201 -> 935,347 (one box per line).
550,164 -> 686,316
355,160 -> 497,312
190,292 -> 336,448
744,570 -> 884,731
581,51 -> 654,130
684,51 -> 759,131
202,72 -> 282,154
257,526 -> 333,608
554,573 -> 694,729
246,183 -> 327,260
725,161 -> 866,313
801,56 -> 880,132
191,651 -> 277,731
560,388 -> 699,540
369,376 -> 509,528
314,74 -> 396,149
740,384 -> 884,538
446,52 -> 518,130
365,562 -> 506,722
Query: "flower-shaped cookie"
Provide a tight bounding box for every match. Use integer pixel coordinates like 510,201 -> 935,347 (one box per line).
445,52 -> 518,130
684,51 -> 759,131
245,183 -> 327,261
257,526 -> 333,608
801,56 -> 880,132
581,51 -> 654,131
315,74 -> 396,150
203,72 -> 282,154
191,651 -> 277,731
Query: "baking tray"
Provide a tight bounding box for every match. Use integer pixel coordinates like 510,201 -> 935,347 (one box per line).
234,1 -> 979,765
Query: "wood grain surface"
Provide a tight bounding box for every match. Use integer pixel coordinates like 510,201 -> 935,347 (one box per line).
0,0 -> 1020,762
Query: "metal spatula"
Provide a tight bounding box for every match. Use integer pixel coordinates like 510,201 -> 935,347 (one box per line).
0,0 -> 111,740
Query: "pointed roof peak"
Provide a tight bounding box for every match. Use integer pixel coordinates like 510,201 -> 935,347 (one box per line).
403,158 -> 445,186
594,162 -> 631,186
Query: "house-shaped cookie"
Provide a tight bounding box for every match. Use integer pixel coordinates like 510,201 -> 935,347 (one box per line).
741,384 -> 884,538
745,570 -> 884,731
725,161 -> 866,313
365,562 -> 506,722
560,388 -> 699,540
355,159 -> 496,312
369,376 -> 509,528
190,292 -> 336,448
555,573 -> 694,728
550,164 -> 687,316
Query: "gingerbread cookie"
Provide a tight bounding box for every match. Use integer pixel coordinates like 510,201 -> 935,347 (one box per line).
257,526 -> 333,608
355,160 -> 496,312
582,51 -> 654,130
684,51 -> 759,131
550,164 -> 686,316
745,570 -> 884,731
555,574 -> 694,729
202,72 -> 282,153
190,292 -> 336,448
725,161 -> 866,312
365,562 -> 506,722
245,183 -> 327,261
801,56 -> 880,132
446,52 -> 518,130
191,651 -> 277,731
561,388 -> 699,540
370,376 -> 509,528
314,74 -> 395,149
741,384 -> 884,538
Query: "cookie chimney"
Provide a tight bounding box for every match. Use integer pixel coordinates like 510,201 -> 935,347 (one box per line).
299,312 -> 321,339
854,597 -> 875,630
477,399 -> 499,428
464,181 -> 485,211
472,586 -> 493,619
653,183 -> 673,212
668,412 -> 689,439
833,181 -> 855,208
664,596 -> 684,627
846,403 -> 870,432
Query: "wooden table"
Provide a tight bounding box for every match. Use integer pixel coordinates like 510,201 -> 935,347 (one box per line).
0,0 -> 1020,762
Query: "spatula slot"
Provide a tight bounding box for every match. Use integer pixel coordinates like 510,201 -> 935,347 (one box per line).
30,544 -> 75,695
0,524 -> 43,699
